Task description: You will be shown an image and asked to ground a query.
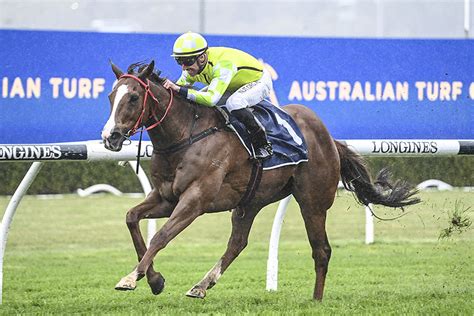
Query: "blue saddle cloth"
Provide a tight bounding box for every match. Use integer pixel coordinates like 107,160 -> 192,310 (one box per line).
222,100 -> 308,170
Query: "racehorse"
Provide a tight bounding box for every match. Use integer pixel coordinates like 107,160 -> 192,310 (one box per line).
101,60 -> 420,301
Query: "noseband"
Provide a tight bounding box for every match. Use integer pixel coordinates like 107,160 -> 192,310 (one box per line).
119,74 -> 174,136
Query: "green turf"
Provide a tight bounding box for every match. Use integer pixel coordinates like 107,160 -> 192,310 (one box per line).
0,191 -> 472,315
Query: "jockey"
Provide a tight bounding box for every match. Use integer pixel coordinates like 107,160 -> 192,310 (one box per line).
163,32 -> 273,160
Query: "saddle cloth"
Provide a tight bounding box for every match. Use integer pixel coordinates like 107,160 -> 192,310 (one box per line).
220,100 -> 309,170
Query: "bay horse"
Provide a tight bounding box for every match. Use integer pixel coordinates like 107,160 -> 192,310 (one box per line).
101,60 -> 419,301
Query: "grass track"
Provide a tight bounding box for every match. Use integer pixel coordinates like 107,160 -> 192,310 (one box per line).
0,191 -> 472,314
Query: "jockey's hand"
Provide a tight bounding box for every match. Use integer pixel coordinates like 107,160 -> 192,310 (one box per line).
163,79 -> 180,92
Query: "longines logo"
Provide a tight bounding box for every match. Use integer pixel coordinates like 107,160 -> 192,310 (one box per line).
372,141 -> 438,154
0,145 -> 62,160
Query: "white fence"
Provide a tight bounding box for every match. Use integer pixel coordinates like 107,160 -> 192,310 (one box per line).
0,139 -> 472,303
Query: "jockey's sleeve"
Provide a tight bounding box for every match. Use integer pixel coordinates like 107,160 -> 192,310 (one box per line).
176,72 -> 194,86
178,60 -> 237,107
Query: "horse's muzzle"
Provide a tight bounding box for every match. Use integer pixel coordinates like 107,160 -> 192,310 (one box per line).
104,130 -> 125,152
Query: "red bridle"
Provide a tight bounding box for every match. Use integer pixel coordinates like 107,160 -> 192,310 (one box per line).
119,74 -> 174,136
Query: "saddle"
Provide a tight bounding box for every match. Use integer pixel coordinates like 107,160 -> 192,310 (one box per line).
216,100 -> 309,170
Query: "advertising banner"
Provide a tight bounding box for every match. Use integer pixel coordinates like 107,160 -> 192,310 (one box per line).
1,30 -> 472,144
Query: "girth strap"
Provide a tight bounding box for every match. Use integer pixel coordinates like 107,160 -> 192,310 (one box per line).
238,160 -> 263,207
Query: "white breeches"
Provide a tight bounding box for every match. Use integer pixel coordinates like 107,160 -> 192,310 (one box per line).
223,69 -> 273,112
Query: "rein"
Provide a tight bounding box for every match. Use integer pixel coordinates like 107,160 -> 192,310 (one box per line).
153,126 -> 222,155
119,74 -> 226,169
119,74 -> 174,137
153,107 -> 227,155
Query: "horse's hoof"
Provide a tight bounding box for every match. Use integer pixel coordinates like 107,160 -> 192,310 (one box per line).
148,273 -> 166,295
186,286 -> 206,299
115,277 -> 137,291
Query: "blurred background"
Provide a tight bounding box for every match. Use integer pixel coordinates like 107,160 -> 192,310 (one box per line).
0,0 -> 471,38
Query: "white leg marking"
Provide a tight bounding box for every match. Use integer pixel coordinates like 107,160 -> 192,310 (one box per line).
201,259 -> 223,286
186,259 -> 223,298
115,268 -> 139,290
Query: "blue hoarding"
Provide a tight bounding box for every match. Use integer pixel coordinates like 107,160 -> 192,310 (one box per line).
0,30 -> 472,144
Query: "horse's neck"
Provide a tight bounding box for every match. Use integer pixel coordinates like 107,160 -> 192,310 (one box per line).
147,83 -> 217,149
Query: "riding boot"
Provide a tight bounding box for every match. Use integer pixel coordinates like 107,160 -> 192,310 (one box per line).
232,108 -> 273,160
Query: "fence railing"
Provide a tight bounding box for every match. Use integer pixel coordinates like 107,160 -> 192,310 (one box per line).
1,139 -> 472,303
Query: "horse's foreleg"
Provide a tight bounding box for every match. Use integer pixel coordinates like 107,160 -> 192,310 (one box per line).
116,175 -> 223,292
122,189 -> 173,294
186,207 -> 258,299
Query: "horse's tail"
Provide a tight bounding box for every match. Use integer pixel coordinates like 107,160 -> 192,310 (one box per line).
334,140 -> 420,208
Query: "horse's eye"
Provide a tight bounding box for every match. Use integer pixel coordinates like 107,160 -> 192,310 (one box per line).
130,94 -> 139,102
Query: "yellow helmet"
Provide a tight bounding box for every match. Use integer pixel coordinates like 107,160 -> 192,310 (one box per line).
171,32 -> 208,57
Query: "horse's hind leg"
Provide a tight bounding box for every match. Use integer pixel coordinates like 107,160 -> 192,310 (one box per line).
186,206 -> 259,299
121,189 -> 173,295
293,172 -> 337,300
299,207 -> 331,301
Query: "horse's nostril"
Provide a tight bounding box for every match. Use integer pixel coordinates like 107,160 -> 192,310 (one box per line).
110,131 -> 122,140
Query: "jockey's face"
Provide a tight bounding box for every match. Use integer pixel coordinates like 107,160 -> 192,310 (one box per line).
181,53 -> 207,76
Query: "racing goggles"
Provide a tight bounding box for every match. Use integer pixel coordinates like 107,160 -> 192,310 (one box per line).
175,55 -> 200,66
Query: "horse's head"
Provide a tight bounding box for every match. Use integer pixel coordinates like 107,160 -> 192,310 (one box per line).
101,61 -> 157,151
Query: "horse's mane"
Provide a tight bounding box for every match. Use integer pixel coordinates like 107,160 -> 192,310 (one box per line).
127,61 -> 166,85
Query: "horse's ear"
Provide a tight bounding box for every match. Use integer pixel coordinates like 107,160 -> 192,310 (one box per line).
138,60 -> 155,80
110,60 -> 124,79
